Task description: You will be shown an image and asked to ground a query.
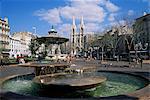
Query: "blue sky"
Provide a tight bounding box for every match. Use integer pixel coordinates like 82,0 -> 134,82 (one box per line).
1,0 -> 149,37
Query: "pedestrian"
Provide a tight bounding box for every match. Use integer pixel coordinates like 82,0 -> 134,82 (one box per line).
67,54 -> 71,63
140,58 -> 143,68
69,55 -> 72,63
0,55 -> 3,66
16,55 -> 20,64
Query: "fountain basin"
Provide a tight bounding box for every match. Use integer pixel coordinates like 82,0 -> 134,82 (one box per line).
1,71 -> 149,98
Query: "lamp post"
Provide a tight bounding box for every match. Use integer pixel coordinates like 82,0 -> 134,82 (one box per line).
101,46 -> 104,62
94,46 -> 99,60
89,47 -> 93,59
134,44 -> 138,64
134,42 -> 148,67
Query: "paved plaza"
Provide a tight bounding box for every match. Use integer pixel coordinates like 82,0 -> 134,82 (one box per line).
1,59 -> 150,78
0,59 -> 150,100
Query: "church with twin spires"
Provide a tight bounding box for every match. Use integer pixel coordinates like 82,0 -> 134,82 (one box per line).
71,16 -> 85,56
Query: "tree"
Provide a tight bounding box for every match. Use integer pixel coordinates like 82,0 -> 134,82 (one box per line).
29,39 -> 40,57
115,19 -> 135,62
0,43 -> 4,59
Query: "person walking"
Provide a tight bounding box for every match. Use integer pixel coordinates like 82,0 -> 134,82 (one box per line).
140,58 -> 143,68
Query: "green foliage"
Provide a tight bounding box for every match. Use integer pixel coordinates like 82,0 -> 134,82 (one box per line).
101,33 -> 114,48
0,43 -> 4,53
24,56 -> 37,62
29,39 -> 40,56
0,58 -> 17,65
8,58 -> 17,64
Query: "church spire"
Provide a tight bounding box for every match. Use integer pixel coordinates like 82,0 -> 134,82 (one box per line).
72,16 -> 76,28
79,16 -> 84,52
71,16 -> 77,55
80,16 -> 84,28
80,16 -> 84,34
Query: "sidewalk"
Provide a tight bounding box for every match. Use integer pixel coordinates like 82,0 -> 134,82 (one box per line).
1,59 -> 149,79
143,60 -> 150,64
72,59 -> 150,70
100,60 -> 150,69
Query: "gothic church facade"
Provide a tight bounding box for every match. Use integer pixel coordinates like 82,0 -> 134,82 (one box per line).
71,16 -> 85,56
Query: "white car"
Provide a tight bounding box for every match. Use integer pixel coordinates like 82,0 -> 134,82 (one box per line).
45,55 -> 57,61
58,54 -> 67,61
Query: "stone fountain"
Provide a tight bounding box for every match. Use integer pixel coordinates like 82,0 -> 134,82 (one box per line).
17,26 -> 107,89
35,26 -> 69,61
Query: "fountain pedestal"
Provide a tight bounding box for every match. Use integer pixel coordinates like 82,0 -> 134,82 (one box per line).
33,74 -> 106,90
18,63 -> 70,76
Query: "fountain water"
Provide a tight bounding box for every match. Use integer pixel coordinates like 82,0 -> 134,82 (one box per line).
1,71 -> 148,98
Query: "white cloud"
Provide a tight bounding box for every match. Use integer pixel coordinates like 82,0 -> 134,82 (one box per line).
34,8 -> 62,25
119,20 -> 126,25
34,0 -> 120,36
69,0 -> 104,6
85,23 -> 101,32
111,20 -> 126,26
60,0 -> 106,23
108,13 -> 117,21
105,0 -> 119,12
57,23 -> 71,37
128,10 -> 134,16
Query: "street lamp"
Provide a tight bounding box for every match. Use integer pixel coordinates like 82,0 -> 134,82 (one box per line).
138,42 -> 148,50
93,46 -> 99,60
134,42 -> 148,55
89,47 -> 93,58
134,42 -> 148,67
101,46 -> 104,62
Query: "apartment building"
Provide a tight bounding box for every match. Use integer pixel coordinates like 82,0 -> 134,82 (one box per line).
0,17 -> 10,58
9,32 -> 36,58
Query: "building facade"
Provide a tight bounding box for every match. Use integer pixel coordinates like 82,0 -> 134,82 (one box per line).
71,16 -> 85,56
0,17 -> 10,58
9,32 -> 36,58
133,13 -> 150,59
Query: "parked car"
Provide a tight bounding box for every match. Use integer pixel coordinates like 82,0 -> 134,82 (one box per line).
58,54 -> 67,61
45,55 -> 57,61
